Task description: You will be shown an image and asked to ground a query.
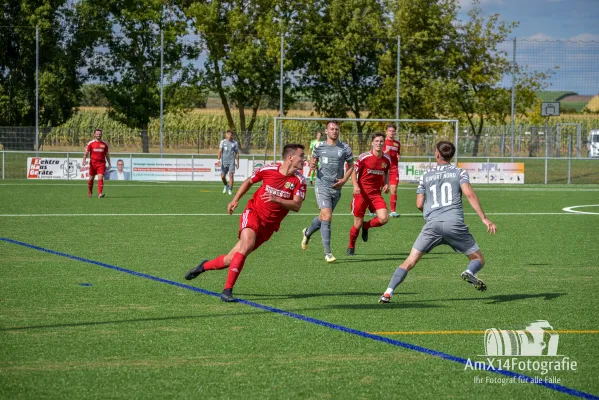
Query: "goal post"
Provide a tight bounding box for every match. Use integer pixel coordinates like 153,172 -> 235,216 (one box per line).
273,116 -> 460,163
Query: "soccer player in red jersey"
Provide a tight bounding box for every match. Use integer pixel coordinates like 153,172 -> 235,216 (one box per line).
82,129 -> 111,198
185,144 -> 307,302
384,124 -> 401,217
347,133 -> 391,255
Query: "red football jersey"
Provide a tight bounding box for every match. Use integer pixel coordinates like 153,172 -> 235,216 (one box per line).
86,140 -> 109,163
354,151 -> 391,195
384,138 -> 401,165
247,165 -> 306,229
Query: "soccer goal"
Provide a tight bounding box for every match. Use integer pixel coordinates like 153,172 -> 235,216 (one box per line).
272,116 -> 460,163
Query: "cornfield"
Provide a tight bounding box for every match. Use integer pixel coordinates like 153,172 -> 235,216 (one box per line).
39,108 -> 599,155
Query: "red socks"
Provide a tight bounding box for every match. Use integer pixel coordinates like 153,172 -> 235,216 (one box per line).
391,194 -> 397,212
204,255 -> 227,270
349,226 -> 359,249
88,179 -> 93,194
364,217 -> 382,230
225,252 -> 247,289
98,179 -> 104,195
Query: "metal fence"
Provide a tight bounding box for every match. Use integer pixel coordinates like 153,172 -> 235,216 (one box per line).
2,25 -> 598,156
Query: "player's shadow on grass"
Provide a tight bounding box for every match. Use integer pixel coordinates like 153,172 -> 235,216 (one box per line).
322,302 -> 444,310
336,256 -> 411,263
415,292 -> 567,305
238,291 -> 418,300
0,313 -> 267,332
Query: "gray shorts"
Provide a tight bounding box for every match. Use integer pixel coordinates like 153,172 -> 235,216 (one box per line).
221,162 -> 236,175
315,185 -> 342,210
413,220 -> 479,255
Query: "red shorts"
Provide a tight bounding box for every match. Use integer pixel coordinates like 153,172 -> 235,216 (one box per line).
89,162 -> 106,176
351,193 -> 387,218
389,164 -> 399,185
238,208 -> 277,250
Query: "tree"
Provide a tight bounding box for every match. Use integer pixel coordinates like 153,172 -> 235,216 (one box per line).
186,0 -> 293,153
80,84 -> 109,107
90,0 -> 199,153
0,0 -> 106,150
375,0 -> 459,120
435,2 -> 549,156
297,0 -> 388,151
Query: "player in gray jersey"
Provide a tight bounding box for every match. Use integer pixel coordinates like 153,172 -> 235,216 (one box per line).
378,141 -> 497,303
218,130 -> 239,195
301,120 -> 354,263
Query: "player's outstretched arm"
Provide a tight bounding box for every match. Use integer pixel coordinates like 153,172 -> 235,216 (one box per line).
461,182 -> 497,234
228,177 -> 253,214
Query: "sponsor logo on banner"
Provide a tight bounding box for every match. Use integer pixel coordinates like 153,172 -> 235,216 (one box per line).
27,157 -> 88,179
26,157 -> 250,181
458,162 -> 525,184
132,158 -> 250,181
399,162 -> 436,183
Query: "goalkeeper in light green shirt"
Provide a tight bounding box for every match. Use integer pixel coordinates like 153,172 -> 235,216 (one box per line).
308,131 -> 322,185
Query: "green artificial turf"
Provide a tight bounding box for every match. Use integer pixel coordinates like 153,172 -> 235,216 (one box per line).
1,181 -> 598,399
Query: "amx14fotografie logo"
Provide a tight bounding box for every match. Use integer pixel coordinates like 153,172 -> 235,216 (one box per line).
465,320 -> 578,385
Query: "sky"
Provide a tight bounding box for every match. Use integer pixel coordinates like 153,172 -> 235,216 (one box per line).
458,0 -> 599,95
458,0 -> 599,41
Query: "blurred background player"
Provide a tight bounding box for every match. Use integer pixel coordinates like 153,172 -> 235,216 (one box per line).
301,121 -> 353,263
217,130 -> 239,195
82,128 -> 111,198
384,124 -> 401,217
379,141 -> 497,303
185,144 -> 307,302
347,133 -> 390,255
307,131 -> 322,185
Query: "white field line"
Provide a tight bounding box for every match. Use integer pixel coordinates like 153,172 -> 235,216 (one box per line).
0,212 -> 596,217
1,183 -> 599,192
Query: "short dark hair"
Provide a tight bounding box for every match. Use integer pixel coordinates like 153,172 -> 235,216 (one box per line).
436,141 -> 456,161
385,124 -> 396,130
326,120 -> 339,129
282,143 -> 304,158
371,132 -> 385,141
94,128 -> 102,134
225,130 -> 233,134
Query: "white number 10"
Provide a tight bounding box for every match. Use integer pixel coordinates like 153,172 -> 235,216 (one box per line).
430,182 -> 453,208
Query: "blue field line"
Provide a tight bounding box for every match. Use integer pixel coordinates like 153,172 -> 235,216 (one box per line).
2,236 -> 597,400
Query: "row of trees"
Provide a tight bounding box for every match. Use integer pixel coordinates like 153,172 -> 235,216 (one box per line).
0,0 -> 550,153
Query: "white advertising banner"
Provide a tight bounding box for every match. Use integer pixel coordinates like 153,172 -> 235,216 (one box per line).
131,158 -> 250,181
27,157 -> 89,179
26,157 -> 251,181
457,162 -> 525,184
398,162 -> 436,183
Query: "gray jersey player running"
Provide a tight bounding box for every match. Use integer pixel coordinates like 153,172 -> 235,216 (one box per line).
378,141 -> 497,303
218,130 -> 239,195
301,120 -> 354,263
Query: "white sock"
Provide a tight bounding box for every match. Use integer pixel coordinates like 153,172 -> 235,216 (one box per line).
384,288 -> 394,296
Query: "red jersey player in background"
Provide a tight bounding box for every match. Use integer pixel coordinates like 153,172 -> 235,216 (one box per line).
384,124 -> 401,217
347,132 -> 391,255
185,144 -> 307,302
82,129 -> 111,198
